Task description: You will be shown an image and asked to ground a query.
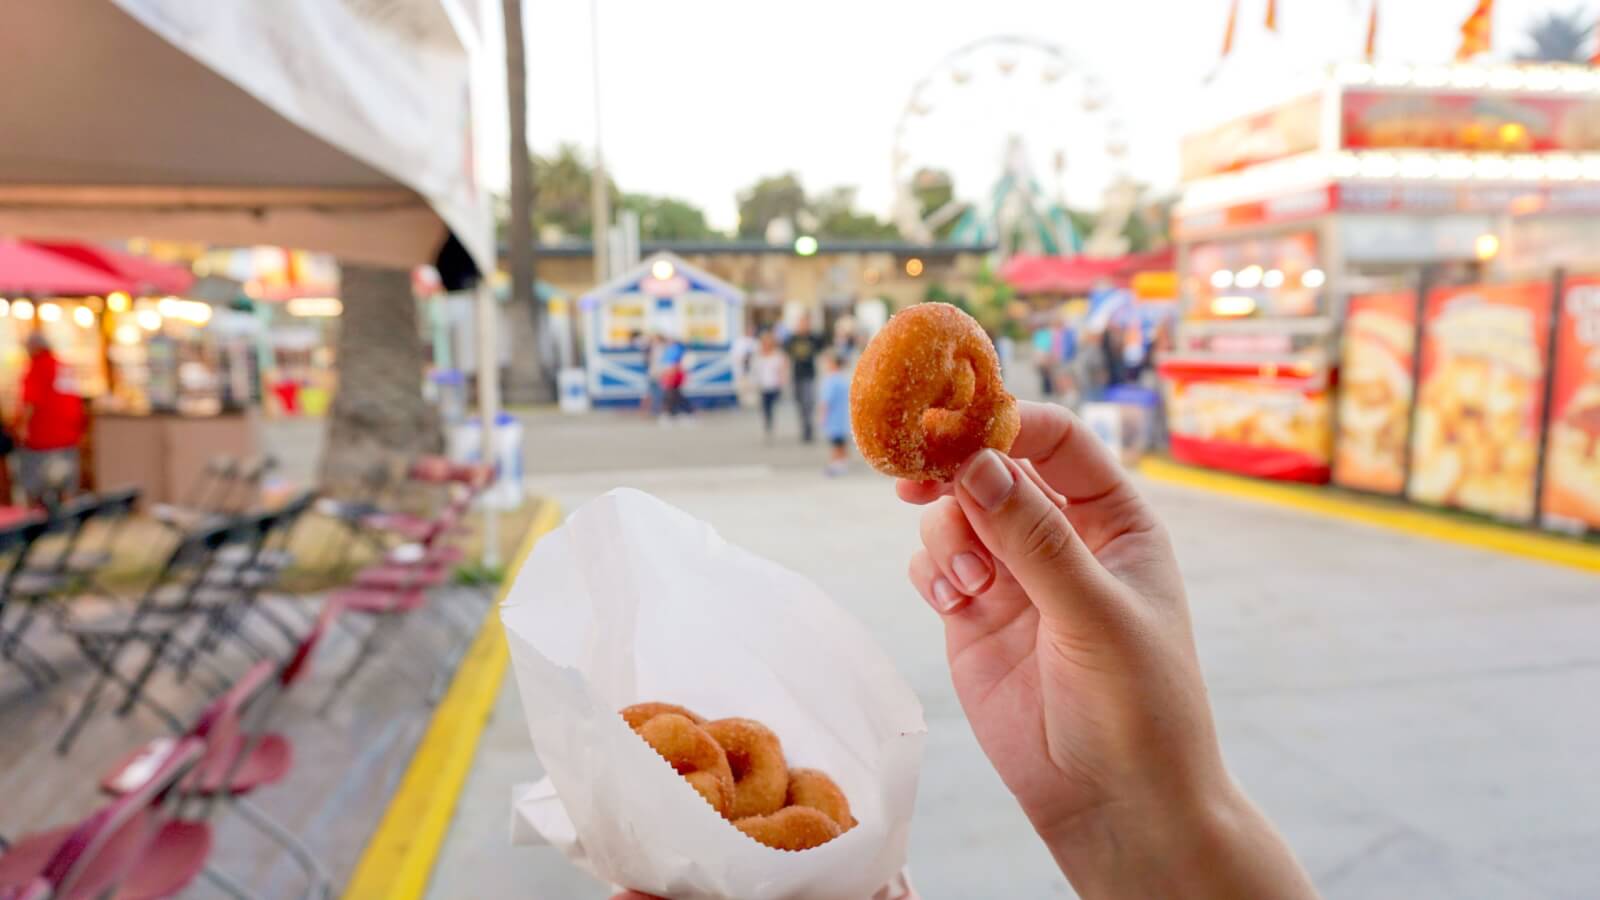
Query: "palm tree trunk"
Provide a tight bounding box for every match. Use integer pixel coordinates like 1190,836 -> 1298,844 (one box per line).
321,262 -> 442,485
502,0 -> 548,401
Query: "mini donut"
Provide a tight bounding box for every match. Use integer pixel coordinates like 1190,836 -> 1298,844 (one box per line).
703,718 -> 788,819
637,713 -> 734,816
785,768 -> 856,830
850,303 -> 1019,481
734,806 -> 843,851
620,702 -> 704,731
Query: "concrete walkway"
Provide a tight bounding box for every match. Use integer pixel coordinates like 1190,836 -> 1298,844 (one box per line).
425,431 -> 1600,899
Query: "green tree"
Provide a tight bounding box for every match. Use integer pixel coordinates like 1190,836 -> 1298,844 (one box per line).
735,172 -> 807,238
812,186 -> 899,240
621,193 -> 718,240
533,143 -> 619,239
1519,6 -> 1593,62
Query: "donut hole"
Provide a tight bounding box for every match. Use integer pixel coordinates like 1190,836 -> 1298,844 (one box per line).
921,357 -> 976,437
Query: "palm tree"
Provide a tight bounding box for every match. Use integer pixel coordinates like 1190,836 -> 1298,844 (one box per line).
1519,6 -> 1594,62
321,262 -> 442,483
502,0 -> 548,402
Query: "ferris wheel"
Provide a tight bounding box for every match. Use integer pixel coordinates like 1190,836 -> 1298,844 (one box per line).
891,35 -> 1133,257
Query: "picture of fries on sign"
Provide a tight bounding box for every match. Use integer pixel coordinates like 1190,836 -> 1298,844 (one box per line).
1542,279 -> 1600,530
1407,284 -> 1552,522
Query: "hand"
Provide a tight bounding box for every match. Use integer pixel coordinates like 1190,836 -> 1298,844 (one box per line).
901,401 -> 1316,899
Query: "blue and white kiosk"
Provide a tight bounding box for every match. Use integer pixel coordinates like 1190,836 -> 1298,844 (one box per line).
580,252 -> 745,408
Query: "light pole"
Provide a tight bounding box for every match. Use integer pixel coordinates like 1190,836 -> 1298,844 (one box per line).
589,0 -> 610,285
583,0 -> 609,371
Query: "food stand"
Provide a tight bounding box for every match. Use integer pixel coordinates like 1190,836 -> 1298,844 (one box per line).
580,252 -> 744,408
1168,60 -> 1600,486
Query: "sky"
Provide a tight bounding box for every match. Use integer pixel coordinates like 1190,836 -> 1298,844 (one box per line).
470,0 -> 1589,231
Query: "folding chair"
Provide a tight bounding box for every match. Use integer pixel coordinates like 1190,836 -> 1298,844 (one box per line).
0,737 -> 207,900
56,520 -> 235,754
151,456 -> 238,534
104,606 -> 342,900
1,495 -> 109,643
0,514 -> 56,689
53,488 -> 141,587
316,492 -> 483,714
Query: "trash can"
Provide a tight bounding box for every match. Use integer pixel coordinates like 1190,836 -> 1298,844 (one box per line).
430,369 -> 468,424
447,412 -> 525,509
558,367 -> 590,414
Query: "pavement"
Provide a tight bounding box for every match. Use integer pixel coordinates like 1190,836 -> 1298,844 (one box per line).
423,403 -> 1600,900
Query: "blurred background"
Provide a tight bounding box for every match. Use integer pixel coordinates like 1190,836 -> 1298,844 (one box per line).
0,1 -> 1598,898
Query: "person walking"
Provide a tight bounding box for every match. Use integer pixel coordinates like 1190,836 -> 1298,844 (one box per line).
753,331 -> 787,442
731,324 -> 758,406
659,334 -> 693,422
16,332 -> 84,504
784,310 -> 824,443
816,351 -> 851,476
642,333 -> 666,420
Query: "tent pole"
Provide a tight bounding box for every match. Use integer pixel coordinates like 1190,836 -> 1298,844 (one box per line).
475,278 -> 500,567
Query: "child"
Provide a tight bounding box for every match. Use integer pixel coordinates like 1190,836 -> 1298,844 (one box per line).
816,351 -> 851,476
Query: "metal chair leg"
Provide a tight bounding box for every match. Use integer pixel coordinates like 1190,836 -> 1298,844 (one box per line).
232,797 -> 334,900
317,619 -> 391,715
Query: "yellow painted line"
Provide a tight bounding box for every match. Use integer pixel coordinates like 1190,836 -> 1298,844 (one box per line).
342,499 -> 563,900
1138,457 -> 1600,575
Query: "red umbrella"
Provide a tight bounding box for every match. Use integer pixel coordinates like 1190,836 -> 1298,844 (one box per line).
27,240 -> 195,295
0,240 -> 129,295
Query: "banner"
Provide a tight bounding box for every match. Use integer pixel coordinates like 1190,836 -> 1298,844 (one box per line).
1334,291 -> 1417,494
1408,282 -> 1553,521
1342,89 -> 1600,154
1160,360 -> 1333,483
1180,94 -> 1322,182
1541,278 -> 1600,530
112,0 -> 492,272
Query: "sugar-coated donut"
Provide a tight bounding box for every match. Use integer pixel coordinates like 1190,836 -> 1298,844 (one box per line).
850,303 -> 1019,481
703,718 -> 788,819
637,713 -> 734,816
621,702 -> 704,731
734,806 -> 844,851
785,768 -> 856,830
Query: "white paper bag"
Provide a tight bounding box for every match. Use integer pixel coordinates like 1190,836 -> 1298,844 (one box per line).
501,489 -> 926,900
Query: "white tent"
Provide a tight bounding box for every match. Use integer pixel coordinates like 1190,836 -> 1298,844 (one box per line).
0,0 -> 492,271
0,0 -> 505,555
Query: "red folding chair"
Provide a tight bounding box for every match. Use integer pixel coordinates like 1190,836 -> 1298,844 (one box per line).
101,601 -> 341,900
0,877 -> 50,900
0,738 -> 206,900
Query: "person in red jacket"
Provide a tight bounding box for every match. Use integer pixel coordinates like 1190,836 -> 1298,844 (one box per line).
16,332 -> 84,503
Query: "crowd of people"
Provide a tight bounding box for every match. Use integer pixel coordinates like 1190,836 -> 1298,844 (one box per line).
633,311 -> 863,476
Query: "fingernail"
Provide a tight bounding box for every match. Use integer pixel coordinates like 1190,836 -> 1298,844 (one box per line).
930,577 -> 962,613
962,450 -> 1015,510
951,552 -> 990,593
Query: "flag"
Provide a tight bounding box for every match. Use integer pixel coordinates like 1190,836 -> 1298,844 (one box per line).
1365,0 -> 1379,60
1455,0 -> 1493,62
1266,0 -> 1279,32
1221,0 -> 1240,58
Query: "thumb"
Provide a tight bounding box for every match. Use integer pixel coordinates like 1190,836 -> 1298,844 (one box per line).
954,449 -> 1116,621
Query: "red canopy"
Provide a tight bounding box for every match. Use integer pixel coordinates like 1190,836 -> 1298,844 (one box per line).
27,240 -> 194,295
0,240 -> 130,295
1000,247 -> 1177,295
999,255 -> 1125,295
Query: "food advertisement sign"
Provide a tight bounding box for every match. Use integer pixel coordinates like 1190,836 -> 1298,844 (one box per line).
1541,278 -> 1600,530
1342,89 -> 1600,153
1160,361 -> 1334,482
1334,292 -> 1418,494
1407,283 -> 1553,521
1180,93 -> 1322,181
